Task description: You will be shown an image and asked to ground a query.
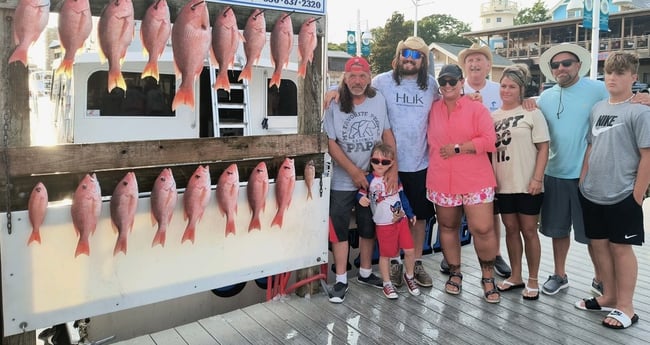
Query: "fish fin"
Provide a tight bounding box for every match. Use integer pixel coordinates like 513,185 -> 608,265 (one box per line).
297,62 -> 307,78
172,86 -> 195,111
225,218 -> 236,236
113,237 -> 127,256
307,189 -> 313,200
141,60 -> 159,82
56,59 -> 74,78
108,69 -> 126,93
269,71 -> 282,89
181,225 -> 195,244
238,64 -> 252,82
75,239 -> 90,257
248,216 -> 261,232
28,230 -> 41,245
8,46 -> 28,67
214,70 -> 231,91
271,209 -> 284,228
152,228 -> 166,247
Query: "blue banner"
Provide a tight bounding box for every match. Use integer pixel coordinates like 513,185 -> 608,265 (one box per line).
347,31 -> 357,56
583,0 -> 609,31
361,32 -> 371,57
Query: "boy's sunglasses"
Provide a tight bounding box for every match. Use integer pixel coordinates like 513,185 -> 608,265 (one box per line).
370,158 -> 392,166
401,49 -> 422,59
438,78 -> 459,87
549,59 -> 578,69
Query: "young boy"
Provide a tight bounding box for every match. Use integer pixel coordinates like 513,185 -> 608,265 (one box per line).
574,51 -> 650,329
357,143 -> 419,299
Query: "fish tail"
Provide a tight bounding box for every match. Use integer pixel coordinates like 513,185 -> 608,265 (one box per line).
214,70 -> 231,91
238,64 -> 252,82
56,59 -> 74,78
75,238 -> 90,257
225,218 -> 236,236
28,230 -> 41,245
172,84 -> 195,111
271,209 -> 284,228
307,189 -> 313,200
151,228 -> 166,247
113,236 -> 128,256
269,71 -> 282,89
8,46 -> 28,66
248,215 -> 261,232
108,68 -> 127,93
297,62 -> 307,78
142,60 -> 159,82
181,224 -> 195,244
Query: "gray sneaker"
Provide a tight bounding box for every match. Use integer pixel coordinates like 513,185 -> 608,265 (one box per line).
494,255 -> 512,278
591,278 -> 603,296
328,282 -> 348,303
390,260 -> 404,287
414,261 -> 433,287
542,274 -> 569,295
357,273 -> 383,288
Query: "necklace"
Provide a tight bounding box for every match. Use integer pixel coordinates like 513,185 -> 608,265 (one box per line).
608,94 -> 634,105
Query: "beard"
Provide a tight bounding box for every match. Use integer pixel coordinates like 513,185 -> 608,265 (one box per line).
398,61 -> 420,76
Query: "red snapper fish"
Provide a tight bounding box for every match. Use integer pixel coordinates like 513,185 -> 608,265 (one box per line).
297,18 -> 318,78
238,8 -> 265,82
150,168 -> 177,247
27,182 -> 48,245
211,6 -> 243,92
304,159 -> 315,200
182,165 -> 211,243
141,0 -> 171,82
247,161 -> 268,232
171,0 -> 211,111
97,0 -> 135,93
272,158 -> 295,228
216,164 -> 239,236
110,172 -> 139,256
71,173 -> 102,257
269,12 -> 293,89
56,0 -> 92,77
9,0 -> 50,66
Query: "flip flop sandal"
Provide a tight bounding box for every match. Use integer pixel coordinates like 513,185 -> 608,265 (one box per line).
522,287 -> 539,300
602,309 -> 639,329
481,277 -> 501,304
445,271 -> 463,295
574,297 -> 614,312
497,279 -> 526,292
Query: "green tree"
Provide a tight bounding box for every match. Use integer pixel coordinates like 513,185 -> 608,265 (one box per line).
328,42 -> 346,51
408,14 -> 472,45
514,0 -> 550,25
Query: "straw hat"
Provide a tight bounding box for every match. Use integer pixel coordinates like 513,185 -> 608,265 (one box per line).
458,43 -> 493,68
539,43 -> 591,82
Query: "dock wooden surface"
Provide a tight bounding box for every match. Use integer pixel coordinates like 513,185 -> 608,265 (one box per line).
112,232 -> 650,345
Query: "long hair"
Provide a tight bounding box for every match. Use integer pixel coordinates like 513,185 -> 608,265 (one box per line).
391,52 -> 430,91
338,74 -> 377,113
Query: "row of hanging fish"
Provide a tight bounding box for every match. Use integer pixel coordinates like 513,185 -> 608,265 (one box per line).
8,0 -> 319,110
26,158 -> 317,258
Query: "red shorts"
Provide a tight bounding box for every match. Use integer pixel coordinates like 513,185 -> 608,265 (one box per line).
376,217 -> 414,257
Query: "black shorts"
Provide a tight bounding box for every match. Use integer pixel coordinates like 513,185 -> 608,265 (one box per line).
495,193 -> 544,215
579,193 -> 645,245
329,190 -> 375,243
399,169 -> 436,221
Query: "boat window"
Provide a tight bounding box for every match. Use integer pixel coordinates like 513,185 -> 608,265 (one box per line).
86,72 -> 176,117
267,79 -> 297,117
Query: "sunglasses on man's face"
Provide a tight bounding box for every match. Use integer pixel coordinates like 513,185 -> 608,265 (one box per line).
370,158 -> 392,166
549,59 -> 578,69
401,49 -> 422,59
438,78 -> 459,87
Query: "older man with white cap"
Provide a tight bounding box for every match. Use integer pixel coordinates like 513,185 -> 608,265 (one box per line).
371,36 -> 439,288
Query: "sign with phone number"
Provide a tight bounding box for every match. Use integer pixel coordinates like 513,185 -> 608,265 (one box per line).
208,0 -> 326,15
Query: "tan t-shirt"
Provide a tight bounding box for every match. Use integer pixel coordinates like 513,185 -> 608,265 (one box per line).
492,106 -> 550,194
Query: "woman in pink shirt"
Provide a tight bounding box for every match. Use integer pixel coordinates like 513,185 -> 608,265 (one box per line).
426,64 -> 500,303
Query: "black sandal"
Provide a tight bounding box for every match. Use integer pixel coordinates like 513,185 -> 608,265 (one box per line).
481,277 -> 501,304
445,272 -> 463,295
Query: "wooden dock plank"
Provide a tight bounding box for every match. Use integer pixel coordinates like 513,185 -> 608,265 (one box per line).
149,329 -> 187,345
241,304 -> 315,344
261,301 -> 348,345
113,335 -> 157,345
220,309 -> 284,345
174,322 -> 220,345
198,314 -> 250,345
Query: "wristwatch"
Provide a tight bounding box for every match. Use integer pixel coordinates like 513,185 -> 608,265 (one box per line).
454,144 -> 461,154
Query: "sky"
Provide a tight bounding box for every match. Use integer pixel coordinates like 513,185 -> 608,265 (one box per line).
326,0 -> 547,43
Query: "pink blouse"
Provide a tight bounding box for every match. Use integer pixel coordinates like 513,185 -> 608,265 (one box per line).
426,96 -> 497,194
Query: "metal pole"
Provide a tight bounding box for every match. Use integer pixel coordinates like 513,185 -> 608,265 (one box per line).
357,9 -> 361,56
414,0 -> 419,36
590,0 -> 601,79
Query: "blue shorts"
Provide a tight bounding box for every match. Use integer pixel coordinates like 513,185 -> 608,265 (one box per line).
540,175 -> 588,244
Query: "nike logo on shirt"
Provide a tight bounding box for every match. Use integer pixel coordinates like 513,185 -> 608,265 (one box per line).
592,123 -> 623,136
